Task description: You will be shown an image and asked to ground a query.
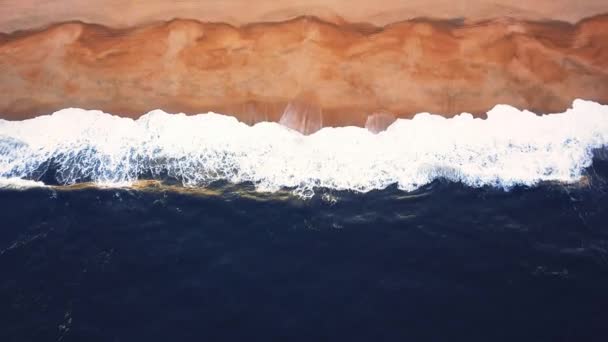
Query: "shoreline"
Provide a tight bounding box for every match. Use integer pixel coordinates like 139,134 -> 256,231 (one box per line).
1,15 -> 607,133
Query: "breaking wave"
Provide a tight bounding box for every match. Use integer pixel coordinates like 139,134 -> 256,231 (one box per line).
1,100 -> 607,197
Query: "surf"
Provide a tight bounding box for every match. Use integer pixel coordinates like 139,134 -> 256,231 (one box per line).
1,99 -> 607,197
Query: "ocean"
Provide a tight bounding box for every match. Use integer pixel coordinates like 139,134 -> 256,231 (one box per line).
1,102 -> 608,341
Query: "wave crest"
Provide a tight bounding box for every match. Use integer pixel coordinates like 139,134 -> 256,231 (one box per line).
1,100 -> 607,197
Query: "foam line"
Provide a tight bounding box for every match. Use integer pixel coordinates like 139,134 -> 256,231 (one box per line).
1,100 -> 607,197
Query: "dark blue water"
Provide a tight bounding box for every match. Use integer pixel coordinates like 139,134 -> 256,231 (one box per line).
1,161 -> 608,342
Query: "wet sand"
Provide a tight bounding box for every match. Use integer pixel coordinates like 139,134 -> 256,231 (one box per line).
1,15 -> 607,133
1,1 -> 608,133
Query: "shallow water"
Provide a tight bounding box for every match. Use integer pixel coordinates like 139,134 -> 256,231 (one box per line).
1,160 -> 608,341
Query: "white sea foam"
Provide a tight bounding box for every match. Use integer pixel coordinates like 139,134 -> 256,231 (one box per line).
0,99 -> 607,197
0,177 -> 46,189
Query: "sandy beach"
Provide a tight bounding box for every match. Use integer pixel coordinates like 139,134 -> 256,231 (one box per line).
0,1 -> 607,133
